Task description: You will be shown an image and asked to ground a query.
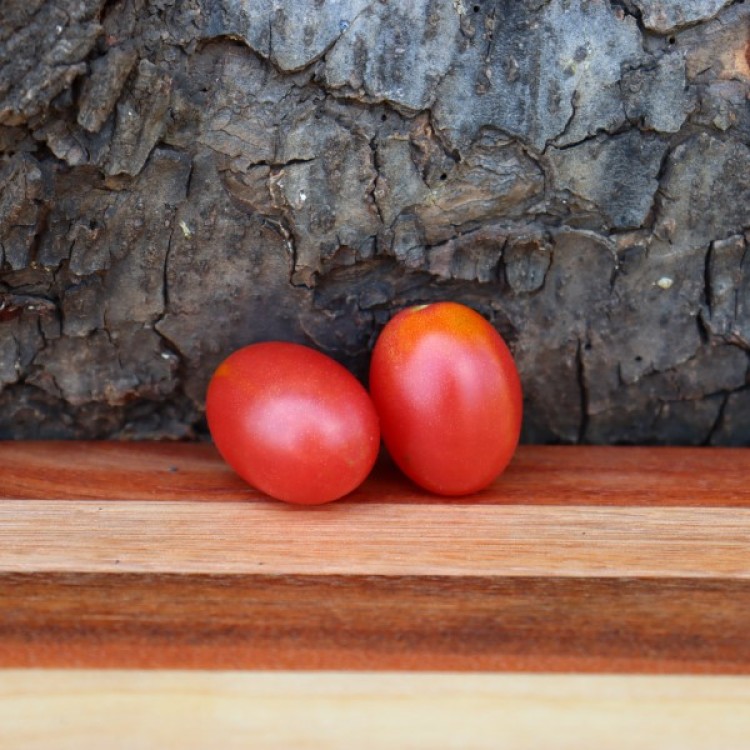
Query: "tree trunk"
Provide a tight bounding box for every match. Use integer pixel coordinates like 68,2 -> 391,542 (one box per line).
1,0 -> 749,444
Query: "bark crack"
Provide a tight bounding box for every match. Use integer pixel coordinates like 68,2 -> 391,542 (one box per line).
367,135 -> 385,225
576,337 -> 590,443
644,142 -> 673,232
705,390 -> 730,445
608,0 -> 647,36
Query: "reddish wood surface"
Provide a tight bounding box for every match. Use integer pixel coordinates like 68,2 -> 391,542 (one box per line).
2,573 -> 749,673
1,440 -> 750,506
0,441 -> 749,672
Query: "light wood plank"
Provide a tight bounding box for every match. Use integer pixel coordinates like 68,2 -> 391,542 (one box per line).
1,500 -> 749,578
1,671 -> 750,750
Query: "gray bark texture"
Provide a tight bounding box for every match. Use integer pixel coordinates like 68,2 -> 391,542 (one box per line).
1,0 -> 749,444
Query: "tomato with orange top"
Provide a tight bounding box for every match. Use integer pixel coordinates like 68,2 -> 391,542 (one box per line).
369,301 -> 522,495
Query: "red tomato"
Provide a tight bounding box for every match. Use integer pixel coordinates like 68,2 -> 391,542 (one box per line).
369,302 -> 522,495
206,342 -> 380,505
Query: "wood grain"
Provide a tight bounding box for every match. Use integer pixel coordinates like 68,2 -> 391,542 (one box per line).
2,671 -> 750,750
2,501 -> 749,578
0,442 -> 749,671
2,574 -> 749,672
2,441 -> 750,506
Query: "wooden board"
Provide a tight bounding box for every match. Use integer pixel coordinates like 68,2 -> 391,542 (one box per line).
1,442 -> 749,672
2,671 -> 750,750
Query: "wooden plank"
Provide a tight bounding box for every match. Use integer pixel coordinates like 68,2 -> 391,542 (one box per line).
0,442 -> 749,671
1,501 -> 749,578
2,671 -> 750,750
0,441 -> 254,502
2,441 -> 750,506
1,574 -> 748,672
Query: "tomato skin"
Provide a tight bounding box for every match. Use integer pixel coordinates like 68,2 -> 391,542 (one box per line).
369,302 -> 522,496
206,342 -> 380,505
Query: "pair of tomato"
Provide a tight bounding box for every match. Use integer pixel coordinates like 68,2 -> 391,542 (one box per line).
206,302 -> 523,504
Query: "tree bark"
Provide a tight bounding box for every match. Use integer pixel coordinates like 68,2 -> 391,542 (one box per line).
1,0 -> 749,444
